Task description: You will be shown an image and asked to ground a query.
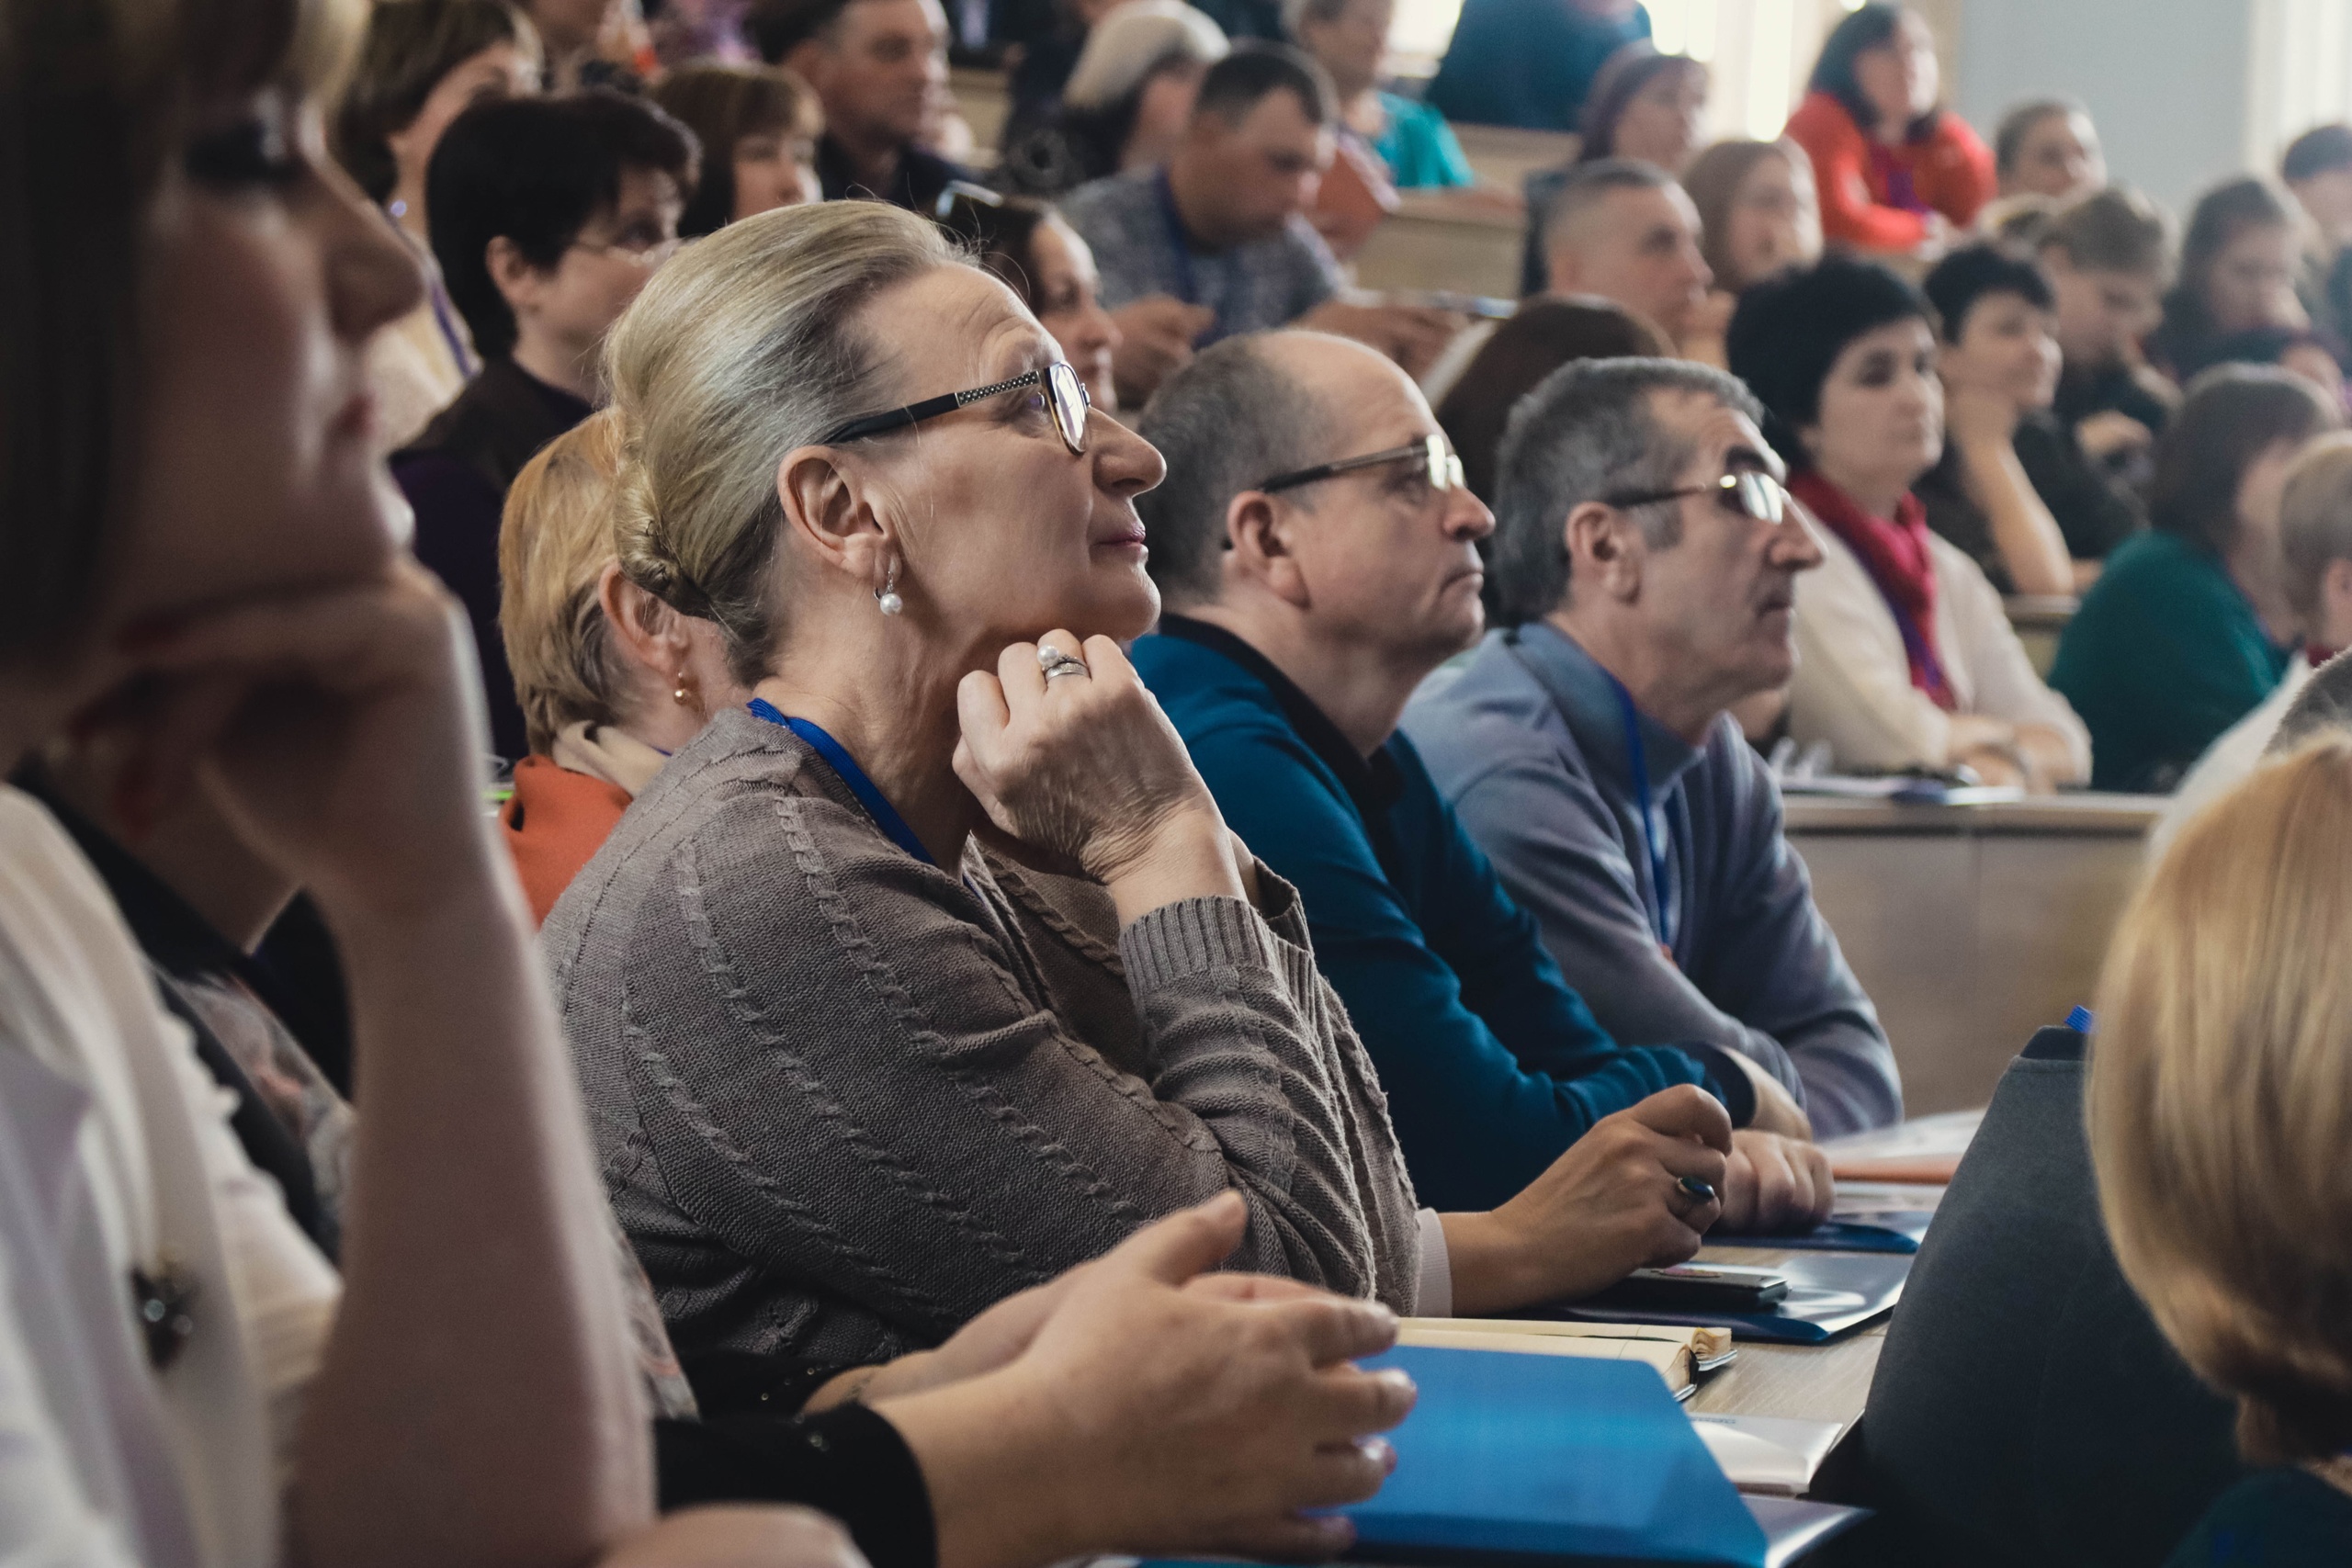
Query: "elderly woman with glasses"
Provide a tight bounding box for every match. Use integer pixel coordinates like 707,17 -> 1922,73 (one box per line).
550,200 -> 1721,1399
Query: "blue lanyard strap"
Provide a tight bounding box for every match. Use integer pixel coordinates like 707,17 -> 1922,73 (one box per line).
1605,674 -> 1677,951
746,700 -> 937,867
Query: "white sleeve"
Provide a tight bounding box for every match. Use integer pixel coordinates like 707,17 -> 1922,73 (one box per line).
1788,534 -> 1957,770
1937,541 -> 2092,779
1416,1208 -> 1452,1319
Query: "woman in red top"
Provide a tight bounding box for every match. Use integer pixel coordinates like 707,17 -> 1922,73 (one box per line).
1782,3 -> 1994,256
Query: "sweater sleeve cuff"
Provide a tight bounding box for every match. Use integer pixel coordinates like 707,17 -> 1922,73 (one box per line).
1416,1207 -> 1452,1318
1119,894 -> 1281,992
1679,1043 -> 1758,1127
655,1405 -> 937,1568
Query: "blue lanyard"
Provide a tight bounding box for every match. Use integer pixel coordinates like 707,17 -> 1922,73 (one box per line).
745,700 -> 936,866
1154,167 -> 1200,307
1603,674 -> 1677,951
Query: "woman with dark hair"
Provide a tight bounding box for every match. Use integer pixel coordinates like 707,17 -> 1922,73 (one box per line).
1684,137 -> 1821,296
1577,42 -> 1707,173
651,62 -> 822,236
1433,296 -> 1669,503
1781,3 -> 1993,255
934,186 -> 1124,408
2150,176 -> 2310,381
1913,243 -> 2141,594
1728,257 -> 2087,788
997,0 -> 1227,197
334,0 -> 541,446
2052,365 -> 2341,791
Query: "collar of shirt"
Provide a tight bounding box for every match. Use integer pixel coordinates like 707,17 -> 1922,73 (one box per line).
1154,613 -> 1408,826
1500,622 -> 1706,800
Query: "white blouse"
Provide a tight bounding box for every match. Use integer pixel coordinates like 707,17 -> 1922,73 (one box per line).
0,788 -> 338,1567
1789,524 -> 2092,778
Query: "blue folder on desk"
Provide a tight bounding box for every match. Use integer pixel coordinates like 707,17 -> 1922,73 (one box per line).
1537,1253 -> 1912,1345
1709,1213 -> 1933,1254
1338,1345 -> 1770,1566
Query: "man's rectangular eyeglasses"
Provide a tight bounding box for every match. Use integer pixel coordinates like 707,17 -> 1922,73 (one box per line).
1605,469 -> 1791,525
1259,434 -> 1466,496
820,361 -> 1091,454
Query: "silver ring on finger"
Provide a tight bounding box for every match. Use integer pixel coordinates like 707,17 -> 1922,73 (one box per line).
1037,644 -> 1091,681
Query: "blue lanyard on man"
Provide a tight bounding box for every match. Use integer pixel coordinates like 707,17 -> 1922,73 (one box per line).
745,698 -> 937,867
1602,673 -> 1679,956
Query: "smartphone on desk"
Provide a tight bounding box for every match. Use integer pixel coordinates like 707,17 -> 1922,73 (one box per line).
1592,1263 -> 1790,1313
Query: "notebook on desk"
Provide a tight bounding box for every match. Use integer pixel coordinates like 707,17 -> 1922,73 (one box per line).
1532,1252 -> 1912,1344
1395,1318 -> 1735,1400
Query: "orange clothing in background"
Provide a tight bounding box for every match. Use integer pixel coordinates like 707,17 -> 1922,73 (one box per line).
1783,90 -> 1995,253
501,755 -> 631,925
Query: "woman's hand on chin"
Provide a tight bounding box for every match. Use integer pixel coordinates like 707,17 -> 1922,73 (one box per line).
954,630 -> 1246,923
96,558 -> 498,923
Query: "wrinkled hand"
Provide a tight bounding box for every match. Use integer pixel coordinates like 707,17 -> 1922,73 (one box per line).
1451,1085 -> 1733,1313
1109,296 -> 1215,406
600,1506 -> 865,1568
1728,1055 -> 1814,1140
85,558 -> 492,921
954,631 -> 1227,890
2075,409 -> 2153,461
1716,1130 -> 1835,1234
1301,300 -> 1466,379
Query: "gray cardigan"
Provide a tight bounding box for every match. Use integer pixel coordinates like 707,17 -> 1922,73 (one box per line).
543,707 -> 1421,1368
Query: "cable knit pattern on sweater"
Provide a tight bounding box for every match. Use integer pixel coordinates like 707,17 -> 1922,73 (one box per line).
542,708 -> 1420,1368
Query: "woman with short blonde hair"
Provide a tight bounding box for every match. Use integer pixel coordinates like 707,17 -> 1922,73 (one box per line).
2089,739 -> 2352,1562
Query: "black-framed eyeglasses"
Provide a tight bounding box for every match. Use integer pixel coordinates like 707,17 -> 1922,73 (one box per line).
820,361 -> 1091,455
1260,434 -> 1466,496
1605,469 -> 1791,526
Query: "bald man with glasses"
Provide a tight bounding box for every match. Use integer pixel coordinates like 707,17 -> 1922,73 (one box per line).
1130,332 -> 1832,1235
1402,356 -> 1903,1143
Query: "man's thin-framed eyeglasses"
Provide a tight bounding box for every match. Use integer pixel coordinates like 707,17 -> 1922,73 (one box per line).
1605,469 -> 1791,526
820,361 -> 1092,455
1259,434 -> 1466,496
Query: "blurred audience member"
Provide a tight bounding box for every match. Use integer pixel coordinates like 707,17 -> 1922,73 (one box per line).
1000,0 -> 1228,196
653,63 -> 823,235
2037,185 -> 2176,495
752,0 -> 972,210
393,91 -> 694,763
2153,437 -> 2352,856
1993,97 -> 2104,202
2052,365 -> 2339,791
1782,3 -> 1993,255
498,414 -> 742,921
520,0 -> 635,88
1577,43 -> 1707,173
1063,44 -> 1456,403
1435,298 -> 1669,502
935,185 -> 1124,407
1916,243 -> 2139,593
1532,159 -> 1711,355
2089,741 -> 2352,1568
1133,332 -> 1832,1226
1004,0 -> 1128,116
2151,175 -> 2308,380
1427,0 -> 1648,132
334,0 -> 542,447
1729,258 -> 2088,788
2283,122 -> 2352,343
1685,137 -> 1822,295
650,0 -> 761,67
1408,357 -> 1901,1136
2174,322 -> 2351,400
1291,0 -> 1474,188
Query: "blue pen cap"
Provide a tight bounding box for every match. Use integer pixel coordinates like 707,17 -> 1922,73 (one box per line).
2065,1005 -> 2094,1033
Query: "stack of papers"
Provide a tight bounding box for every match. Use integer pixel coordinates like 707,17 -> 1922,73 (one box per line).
1820,1111 -> 1984,1184
1396,1317 -> 1734,1399
1689,1414 -> 1848,1495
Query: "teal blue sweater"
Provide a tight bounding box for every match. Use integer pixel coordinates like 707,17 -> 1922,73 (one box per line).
1132,618 -> 1736,1211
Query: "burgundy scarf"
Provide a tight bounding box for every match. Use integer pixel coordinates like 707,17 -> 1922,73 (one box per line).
1792,470 -> 1955,710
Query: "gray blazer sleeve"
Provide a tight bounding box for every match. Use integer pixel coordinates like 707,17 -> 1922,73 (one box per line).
603,788 -> 1408,1342
1449,747 -> 1900,1137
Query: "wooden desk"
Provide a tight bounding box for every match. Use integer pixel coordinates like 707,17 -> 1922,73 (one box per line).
2004,593 -> 2077,678
950,64 -> 1009,165
1788,794 -> 2160,1114
1452,123 -> 1578,194
1679,1244 -> 1886,1431
1353,189 -> 1524,296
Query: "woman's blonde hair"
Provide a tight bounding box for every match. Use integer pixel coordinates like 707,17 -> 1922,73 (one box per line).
605,199 -> 955,684
2088,738 -> 2352,1464
499,408 -> 630,757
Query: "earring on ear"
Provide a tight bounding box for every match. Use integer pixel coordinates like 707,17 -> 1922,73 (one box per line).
875,559 -> 904,617
673,671 -> 692,705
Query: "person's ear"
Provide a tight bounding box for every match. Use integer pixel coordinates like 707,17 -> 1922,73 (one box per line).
486,234 -> 547,319
597,562 -> 697,691
775,445 -> 896,601
1563,500 -> 1644,604
1224,490 -> 1310,608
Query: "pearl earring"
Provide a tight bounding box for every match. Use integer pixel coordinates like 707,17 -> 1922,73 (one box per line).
673,671 -> 692,705
875,561 -> 904,617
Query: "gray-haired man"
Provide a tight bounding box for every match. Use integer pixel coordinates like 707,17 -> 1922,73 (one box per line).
1401,357 -> 1904,1136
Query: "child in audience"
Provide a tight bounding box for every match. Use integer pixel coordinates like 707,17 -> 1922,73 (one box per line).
1288,0 -> 1475,189
1992,98 -> 2104,203
1684,137 -> 1822,296
333,0 -> 542,446
1576,42 -> 1708,174
1728,257 -> 2089,788
1782,3 -> 1993,256
1914,243 -> 2140,594
934,186 -> 1125,408
2052,365 -> 2339,791
2089,740 -> 2352,1567
652,62 -> 823,235
2150,175 -> 2310,382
